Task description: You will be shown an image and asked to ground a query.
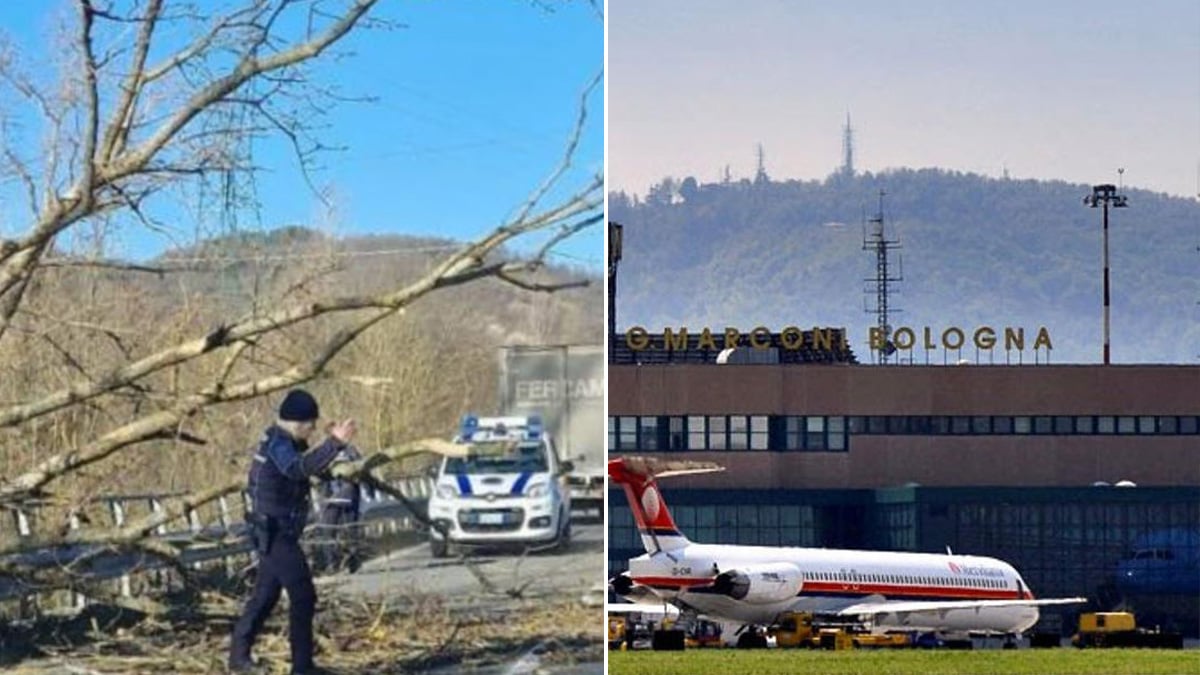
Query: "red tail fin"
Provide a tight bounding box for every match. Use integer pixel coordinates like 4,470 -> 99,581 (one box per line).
609,457 -> 689,552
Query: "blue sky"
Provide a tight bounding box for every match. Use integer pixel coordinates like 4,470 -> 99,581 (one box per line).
610,0 -> 1200,199
0,1 -> 603,267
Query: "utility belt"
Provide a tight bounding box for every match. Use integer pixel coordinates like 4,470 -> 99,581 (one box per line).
246,511 -> 304,555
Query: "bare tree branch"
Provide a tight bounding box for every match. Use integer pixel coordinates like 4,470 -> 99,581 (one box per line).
77,0 -> 102,214
0,188 -> 598,505
0,3 -> 600,615
98,0 -> 163,165
511,69 -> 601,224
0,176 -> 600,434
0,0 -> 382,340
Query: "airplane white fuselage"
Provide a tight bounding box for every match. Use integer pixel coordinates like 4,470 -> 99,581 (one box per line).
629,541 -> 1041,633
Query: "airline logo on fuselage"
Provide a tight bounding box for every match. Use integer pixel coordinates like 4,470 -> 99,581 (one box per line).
641,486 -> 662,521
948,561 -> 1005,578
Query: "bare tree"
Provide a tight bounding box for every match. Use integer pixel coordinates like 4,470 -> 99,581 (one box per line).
0,0 -> 601,594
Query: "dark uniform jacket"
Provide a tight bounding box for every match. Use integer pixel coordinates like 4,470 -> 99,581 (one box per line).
248,425 -> 344,539
321,445 -> 363,512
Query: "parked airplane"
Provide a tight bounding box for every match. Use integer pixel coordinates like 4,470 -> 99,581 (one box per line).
609,456 -> 1086,638
1116,528 -> 1200,596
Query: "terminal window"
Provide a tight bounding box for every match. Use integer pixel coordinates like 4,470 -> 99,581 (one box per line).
606,412 -> 1200,454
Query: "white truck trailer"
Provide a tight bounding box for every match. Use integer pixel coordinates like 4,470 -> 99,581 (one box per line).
498,344 -> 604,516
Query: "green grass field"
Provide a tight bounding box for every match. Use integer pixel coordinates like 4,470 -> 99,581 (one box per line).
607,648 -> 1200,675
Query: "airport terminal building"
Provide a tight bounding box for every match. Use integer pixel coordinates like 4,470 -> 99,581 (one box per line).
607,330 -> 1200,633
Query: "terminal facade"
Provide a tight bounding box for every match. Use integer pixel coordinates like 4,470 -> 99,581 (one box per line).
607,345 -> 1200,633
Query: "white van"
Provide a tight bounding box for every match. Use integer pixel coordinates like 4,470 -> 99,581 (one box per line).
426,415 -> 572,557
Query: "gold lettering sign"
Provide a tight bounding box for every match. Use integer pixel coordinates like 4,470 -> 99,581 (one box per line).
942,327 -> 965,350
750,326 -> 772,349
813,328 -> 832,352
663,327 -> 688,351
974,326 -> 996,349
724,327 -> 741,350
621,325 -> 1050,356
1034,327 -> 1053,350
780,326 -> 804,350
1005,327 -> 1024,351
868,325 -> 1052,353
868,327 -> 885,351
626,327 -> 649,350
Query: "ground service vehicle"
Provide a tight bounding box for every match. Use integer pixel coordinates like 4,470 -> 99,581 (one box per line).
1071,612 -> 1183,648
498,345 -> 603,514
426,415 -> 571,557
685,619 -> 724,648
770,612 -> 910,650
607,616 -> 626,650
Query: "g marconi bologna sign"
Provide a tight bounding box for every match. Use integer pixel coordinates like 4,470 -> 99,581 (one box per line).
623,325 -> 1053,353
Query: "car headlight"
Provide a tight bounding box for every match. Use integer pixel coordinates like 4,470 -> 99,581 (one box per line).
526,482 -> 549,498
435,484 -> 458,499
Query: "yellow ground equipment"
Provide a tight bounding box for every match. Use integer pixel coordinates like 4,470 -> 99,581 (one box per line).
684,619 -> 724,648
816,628 -> 855,650
770,612 -> 911,650
607,616 -> 626,650
1071,612 -> 1183,649
769,611 -> 816,647
852,633 -> 912,649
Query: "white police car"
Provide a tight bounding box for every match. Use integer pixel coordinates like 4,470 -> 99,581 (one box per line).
427,415 -> 572,557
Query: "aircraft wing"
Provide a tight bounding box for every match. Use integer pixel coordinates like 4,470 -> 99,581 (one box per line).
834,596 -> 1088,618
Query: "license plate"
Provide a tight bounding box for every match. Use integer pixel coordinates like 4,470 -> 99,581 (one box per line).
479,513 -> 505,524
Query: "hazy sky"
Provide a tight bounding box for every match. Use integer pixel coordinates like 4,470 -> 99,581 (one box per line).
609,0 -> 1200,198
0,2 -> 602,265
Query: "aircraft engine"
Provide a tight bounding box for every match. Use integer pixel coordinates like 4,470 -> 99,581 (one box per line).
610,572 -> 635,597
711,562 -> 803,604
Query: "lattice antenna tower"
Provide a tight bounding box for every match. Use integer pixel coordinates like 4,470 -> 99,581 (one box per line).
863,190 -> 903,363
841,112 -> 855,176
755,143 -> 769,184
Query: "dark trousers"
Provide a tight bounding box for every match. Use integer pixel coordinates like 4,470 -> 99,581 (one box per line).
318,504 -> 361,572
230,533 -> 317,672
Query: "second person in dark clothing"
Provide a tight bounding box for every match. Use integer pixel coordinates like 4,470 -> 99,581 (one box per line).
317,444 -> 363,573
229,389 -> 356,675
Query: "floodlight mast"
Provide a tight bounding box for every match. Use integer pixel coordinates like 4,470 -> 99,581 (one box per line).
1083,182 -> 1129,365
608,221 -> 623,338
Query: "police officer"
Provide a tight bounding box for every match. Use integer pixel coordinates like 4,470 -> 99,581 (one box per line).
229,389 -> 355,674
317,444 -> 363,573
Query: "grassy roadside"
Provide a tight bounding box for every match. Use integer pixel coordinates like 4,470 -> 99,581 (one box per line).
607,648 -> 1200,675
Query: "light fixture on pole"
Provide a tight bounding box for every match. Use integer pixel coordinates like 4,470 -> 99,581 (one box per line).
1082,183 -> 1128,365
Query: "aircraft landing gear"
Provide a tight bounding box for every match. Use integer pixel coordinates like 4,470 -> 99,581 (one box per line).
735,626 -> 769,649
651,628 -> 686,651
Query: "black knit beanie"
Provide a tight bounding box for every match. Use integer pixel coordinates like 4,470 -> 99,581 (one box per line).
279,389 -> 320,422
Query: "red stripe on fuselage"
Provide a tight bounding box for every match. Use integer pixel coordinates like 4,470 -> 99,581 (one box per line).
631,575 -> 1031,600
801,581 -> 1029,600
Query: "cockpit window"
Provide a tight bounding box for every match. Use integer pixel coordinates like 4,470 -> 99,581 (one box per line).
1129,548 -> 1175,561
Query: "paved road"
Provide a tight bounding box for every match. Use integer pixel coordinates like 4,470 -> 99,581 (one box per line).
330,523 -> 605,606
322,522 -> 605,674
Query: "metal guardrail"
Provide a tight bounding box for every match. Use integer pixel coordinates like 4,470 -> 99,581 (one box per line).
0,476 -> 434,605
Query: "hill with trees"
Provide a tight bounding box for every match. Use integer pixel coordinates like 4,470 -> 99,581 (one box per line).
609,169 -> 1200,364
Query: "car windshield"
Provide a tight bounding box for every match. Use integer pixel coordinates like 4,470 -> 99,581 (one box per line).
443,441 -> 548,475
